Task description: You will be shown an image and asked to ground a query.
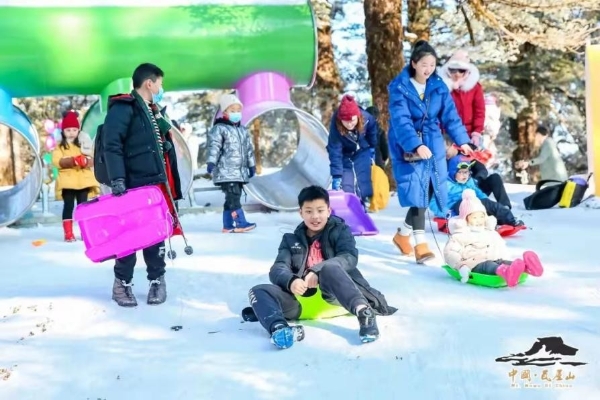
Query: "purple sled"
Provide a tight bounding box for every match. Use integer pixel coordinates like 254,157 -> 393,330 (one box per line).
328,190 -> 379,236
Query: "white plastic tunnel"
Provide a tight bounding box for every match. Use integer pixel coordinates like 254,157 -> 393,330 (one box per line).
0,89 -> 43,227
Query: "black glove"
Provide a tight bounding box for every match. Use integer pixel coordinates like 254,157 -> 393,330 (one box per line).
162,141 -> 173,153
110,178 -> 127,196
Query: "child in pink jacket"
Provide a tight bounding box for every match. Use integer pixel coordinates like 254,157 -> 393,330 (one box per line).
443,189 -> 544,287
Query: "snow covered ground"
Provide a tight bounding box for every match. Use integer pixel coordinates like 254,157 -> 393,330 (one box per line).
1,184 -> 599,400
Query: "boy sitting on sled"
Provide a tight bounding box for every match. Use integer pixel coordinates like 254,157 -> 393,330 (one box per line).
431,154 -> 524,227
443,189 -> 544,287
241,185 -> 397,349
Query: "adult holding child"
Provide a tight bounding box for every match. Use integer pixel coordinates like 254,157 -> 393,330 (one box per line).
388,40 -> 473,264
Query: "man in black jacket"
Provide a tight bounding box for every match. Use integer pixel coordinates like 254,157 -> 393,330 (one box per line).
242,185 -> 397,349
102,63 -> 183,308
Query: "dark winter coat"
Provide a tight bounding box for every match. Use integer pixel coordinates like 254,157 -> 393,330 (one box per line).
102,93 -> 183,200
365,106 -> 390,169
388,66 -> 470,209
327,108 -> 378,178
269,216 -> 397,316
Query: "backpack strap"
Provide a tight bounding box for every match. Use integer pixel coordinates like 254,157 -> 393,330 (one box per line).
535,179 -> 564,191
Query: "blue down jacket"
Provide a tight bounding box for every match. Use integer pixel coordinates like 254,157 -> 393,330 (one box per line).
388,66 -> 470,209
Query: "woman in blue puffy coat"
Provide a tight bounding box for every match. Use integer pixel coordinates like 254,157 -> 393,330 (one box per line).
388,40 -> 473,264
327,95 -> 378,210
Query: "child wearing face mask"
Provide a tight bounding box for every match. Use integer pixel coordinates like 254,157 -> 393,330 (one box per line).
51,110 -> 100,242
327,94 -> 378,210
443,189 -> 544,286
206,93 -> 257,233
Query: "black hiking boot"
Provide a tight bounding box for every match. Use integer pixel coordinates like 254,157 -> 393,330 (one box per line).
112,278 -> 138,307
357,306 -> 379,343
147,275 -> 167,305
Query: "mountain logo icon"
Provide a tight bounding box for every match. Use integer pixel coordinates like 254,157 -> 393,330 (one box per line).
496,336 -> 587,367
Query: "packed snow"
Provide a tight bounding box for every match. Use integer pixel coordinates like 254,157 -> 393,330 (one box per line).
1,184 -> 599,400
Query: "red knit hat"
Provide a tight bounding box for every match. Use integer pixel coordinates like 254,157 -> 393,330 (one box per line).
62,110 -> 80,130
338,95 -> 360,121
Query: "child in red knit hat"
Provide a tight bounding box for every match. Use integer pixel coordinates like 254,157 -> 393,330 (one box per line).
443,189 -> 544,287
327,94 -> 378,211
51,110 -> 99,242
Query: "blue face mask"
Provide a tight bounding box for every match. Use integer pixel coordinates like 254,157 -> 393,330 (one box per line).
228,112 -> 242,123
152,87 -> 164,104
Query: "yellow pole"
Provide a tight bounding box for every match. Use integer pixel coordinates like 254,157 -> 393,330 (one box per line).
585,44 -> 600,194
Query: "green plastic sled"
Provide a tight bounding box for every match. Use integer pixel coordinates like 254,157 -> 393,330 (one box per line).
296,287 -> 350,320
442,265 -> 528,288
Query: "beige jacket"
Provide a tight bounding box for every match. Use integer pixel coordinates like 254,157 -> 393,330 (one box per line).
443,216 -> 507,270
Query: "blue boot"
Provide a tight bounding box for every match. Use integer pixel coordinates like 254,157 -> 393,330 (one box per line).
222,210 -> 235,233
232,208 -> 256,232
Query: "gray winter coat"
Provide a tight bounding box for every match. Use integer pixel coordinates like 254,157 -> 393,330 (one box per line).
206,118 -> 256,184
530,137 -> 568,182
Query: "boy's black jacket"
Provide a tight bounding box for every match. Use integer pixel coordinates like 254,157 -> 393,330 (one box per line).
269,216 -> 397,316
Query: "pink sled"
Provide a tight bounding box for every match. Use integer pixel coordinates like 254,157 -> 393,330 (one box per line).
74,186 -> 173,263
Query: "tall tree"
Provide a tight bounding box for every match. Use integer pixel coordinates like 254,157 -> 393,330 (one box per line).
310,0 -> 344,125
407,0 -> 431,41
364,0 -> 404,189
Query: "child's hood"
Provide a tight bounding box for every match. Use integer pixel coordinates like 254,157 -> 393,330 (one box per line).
448,154 -> 473,181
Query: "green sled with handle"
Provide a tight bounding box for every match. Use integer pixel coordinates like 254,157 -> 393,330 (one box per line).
442,265 -> 529,288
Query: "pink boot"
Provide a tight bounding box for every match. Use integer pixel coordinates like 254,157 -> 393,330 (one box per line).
497,259 -> 526,287
523,251 -> 544,277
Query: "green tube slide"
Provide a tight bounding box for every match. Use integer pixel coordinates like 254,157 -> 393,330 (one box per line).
0,1 -> 317,97
0,0 -> 318,227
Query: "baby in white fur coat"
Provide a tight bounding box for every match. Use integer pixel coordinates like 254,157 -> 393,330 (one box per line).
443,189 -> 544,286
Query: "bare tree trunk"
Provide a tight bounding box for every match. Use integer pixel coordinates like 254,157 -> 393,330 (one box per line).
508,43 -> 540,182
310,0 -> 344,126
407,0 -> 431,42
364,0 -> 404,190
250,118 -> 262,175
0,124 -> 15,186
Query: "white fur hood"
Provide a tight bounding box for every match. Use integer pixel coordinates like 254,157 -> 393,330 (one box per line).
438,61 -> 480,92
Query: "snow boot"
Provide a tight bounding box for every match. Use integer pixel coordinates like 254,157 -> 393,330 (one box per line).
523,251 -> 544,277
147,275 -> 167,305
112,278 -> 138,307
414,243 -> 435,264
357,306 -> 379,343
63,219 -> 76,242
232,208 -> 256,232
270,323 -> 305,349
222,210 -> 235,233
392,232 -> 414,256
497,259 -> 526,287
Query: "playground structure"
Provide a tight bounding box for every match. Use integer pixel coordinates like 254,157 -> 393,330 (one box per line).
586,44 -> 600,193
0,0 -> 329,227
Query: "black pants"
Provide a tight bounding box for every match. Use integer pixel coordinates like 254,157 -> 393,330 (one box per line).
220,182 -> 242,211
452,198 -> 516,226
476,174 -> 511,209
248,263 -> 368,333
405,183 -> 434,231
114,241 -> 166,283
472,259 -> 511,275
62,188 -> 90,220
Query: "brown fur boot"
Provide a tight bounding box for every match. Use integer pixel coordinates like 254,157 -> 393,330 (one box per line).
414,243 -> 435,264
392,232 -> 414,256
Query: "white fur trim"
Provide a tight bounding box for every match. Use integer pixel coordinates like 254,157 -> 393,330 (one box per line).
447,217 -> 468,234
438,62 -> 481,92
